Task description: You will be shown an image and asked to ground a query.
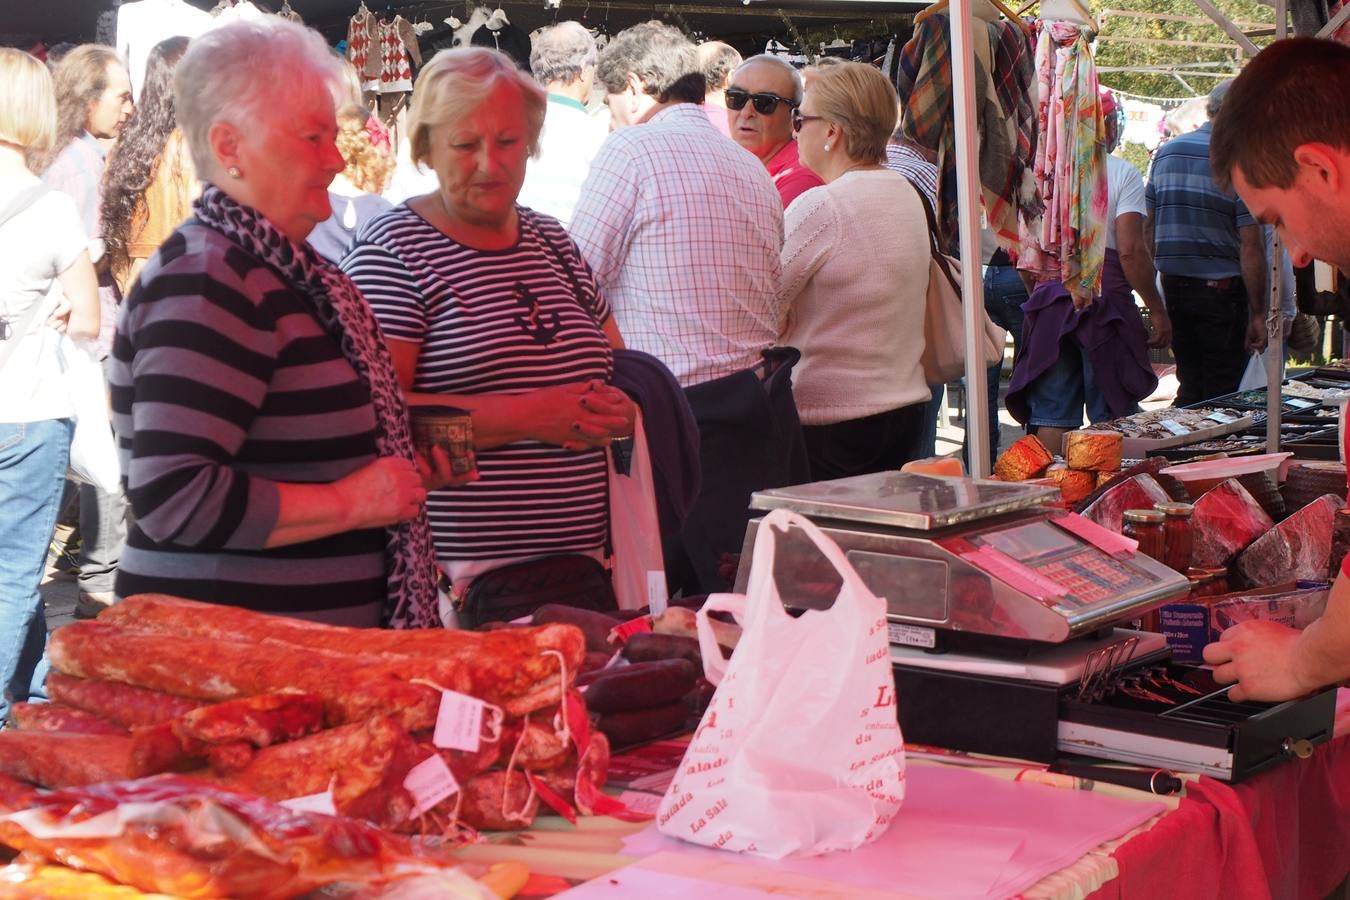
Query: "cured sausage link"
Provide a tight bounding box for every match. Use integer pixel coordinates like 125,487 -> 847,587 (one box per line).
104,594 -> 586,705
10,703 -> 127,736
46,672 -> 202,728
197,717 -> 419,829
48,621 -> 450,730
0,732 -> 139,787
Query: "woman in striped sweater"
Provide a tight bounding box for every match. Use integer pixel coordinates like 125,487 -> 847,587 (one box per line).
343,48 -> 636,617
108,18 -> 467,629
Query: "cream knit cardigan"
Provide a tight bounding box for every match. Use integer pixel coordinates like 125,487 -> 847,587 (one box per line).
778,168 -> 932,426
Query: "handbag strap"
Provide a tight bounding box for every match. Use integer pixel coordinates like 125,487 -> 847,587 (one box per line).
0,183 -> 49,230
0,184 -> 56,372
908,181 -> 962,298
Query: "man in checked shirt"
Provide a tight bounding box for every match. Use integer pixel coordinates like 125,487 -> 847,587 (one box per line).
569,21 -> 809,596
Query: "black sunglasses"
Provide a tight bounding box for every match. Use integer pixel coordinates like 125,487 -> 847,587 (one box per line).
725,88 -> 796,115
792,112 -> 825,133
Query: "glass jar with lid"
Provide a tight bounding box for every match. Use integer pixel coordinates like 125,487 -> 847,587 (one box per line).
1123,509 -> 1166,561
1154,501 -> 1195,573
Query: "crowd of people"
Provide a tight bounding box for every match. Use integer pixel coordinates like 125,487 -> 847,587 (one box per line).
1,12 -> 1348,716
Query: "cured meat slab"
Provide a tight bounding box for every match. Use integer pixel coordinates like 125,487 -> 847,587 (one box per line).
101,594 -> 585,714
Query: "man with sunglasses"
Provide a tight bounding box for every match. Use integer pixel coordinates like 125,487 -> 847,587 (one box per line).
726,55 -> 823,208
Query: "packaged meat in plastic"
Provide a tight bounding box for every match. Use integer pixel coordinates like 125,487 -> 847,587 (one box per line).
0,775 -> 474,899
1211,584 -> 1330,635
0,856 -> 169,898
1080,474 -> 1171,533
1191,478 -> 1276,568
1235,494 -> 1342,587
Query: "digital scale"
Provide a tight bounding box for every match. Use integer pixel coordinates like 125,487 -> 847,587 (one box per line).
733,472 -> 1336,781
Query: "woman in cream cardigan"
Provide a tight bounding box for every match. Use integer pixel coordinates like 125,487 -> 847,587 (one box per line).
778,61 -> 930,479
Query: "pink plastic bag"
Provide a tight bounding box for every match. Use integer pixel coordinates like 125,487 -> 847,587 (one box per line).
656,509 -> 905,859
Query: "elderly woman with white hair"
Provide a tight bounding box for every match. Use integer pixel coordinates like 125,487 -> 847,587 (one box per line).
343,47 -> 635,624
517,21 -> 606,225
108,18 -> 464,629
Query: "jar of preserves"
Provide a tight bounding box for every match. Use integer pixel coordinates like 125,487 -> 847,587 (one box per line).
1198,566 -> 1230,596
1123,509 -> 1166,561
1187,567 -> 1212,599
1154,501 -> 1195,573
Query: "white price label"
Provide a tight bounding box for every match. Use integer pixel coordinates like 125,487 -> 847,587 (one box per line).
887,622 -> 937,649
280,790 -> 337,816
1206,411 -> 1237,424
433,690 -> 484,752
647,570 -> 668,615
1159,419 -> 1190,436
404,754 -> 460,818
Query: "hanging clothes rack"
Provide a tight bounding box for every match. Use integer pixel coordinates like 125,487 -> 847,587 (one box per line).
914,0 -> 1033,35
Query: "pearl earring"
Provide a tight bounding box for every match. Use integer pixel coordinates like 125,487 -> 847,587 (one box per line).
227,166 -> 242,179
823,142 -> 832,152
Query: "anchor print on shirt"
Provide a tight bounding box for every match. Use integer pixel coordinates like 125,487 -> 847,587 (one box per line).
513,281 -> 561,345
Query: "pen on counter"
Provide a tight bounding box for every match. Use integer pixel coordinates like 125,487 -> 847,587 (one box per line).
1048,760 -> 1183,795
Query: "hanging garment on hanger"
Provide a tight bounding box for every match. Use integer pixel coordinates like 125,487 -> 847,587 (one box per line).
454,8 -> 490,47
375,16 -> 421,92
894,13 -> 1003,256
348,8 -> 382,92
212,0 -> 264,22
984,19 -> 1040,252
470,20 -> 531,70
1018,22 -> 1107,302
278,1 -> 303,23
117,0 -> 214,101
894,10 -> 1041,258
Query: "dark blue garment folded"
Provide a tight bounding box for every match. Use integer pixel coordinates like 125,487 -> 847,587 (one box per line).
611,349 -> 702,535
1006,249 -> 1158,425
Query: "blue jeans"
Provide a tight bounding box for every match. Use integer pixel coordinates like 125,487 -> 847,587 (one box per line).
1026,338 -> 1121,427
0,418 -> 73,720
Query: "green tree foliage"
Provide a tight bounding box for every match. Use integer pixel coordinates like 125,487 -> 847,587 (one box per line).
1095,0 -> 1275,101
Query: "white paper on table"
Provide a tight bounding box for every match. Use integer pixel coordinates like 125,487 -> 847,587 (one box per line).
557,867 -> 783,899
623,762 -> 1165,900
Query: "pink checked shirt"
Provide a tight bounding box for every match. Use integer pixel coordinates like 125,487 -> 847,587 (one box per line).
568,104 -> 785,388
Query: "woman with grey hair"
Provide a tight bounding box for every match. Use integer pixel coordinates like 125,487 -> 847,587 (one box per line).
108,17 -> 465,628
518,21 -> 607,225
343,47 -> 635,623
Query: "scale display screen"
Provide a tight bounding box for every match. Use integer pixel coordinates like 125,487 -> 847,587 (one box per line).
974,520 -> 1154,609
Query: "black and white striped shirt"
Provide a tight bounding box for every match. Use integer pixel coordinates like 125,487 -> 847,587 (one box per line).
343,206 -> 613,562
109,223 -> 387,614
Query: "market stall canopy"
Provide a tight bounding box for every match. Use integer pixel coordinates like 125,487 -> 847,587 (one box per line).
6,0 -> 926,51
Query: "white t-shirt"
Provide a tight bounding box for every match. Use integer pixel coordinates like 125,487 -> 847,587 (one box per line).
0,175 -> 87,423
518,95 -> 609,227
1105,155 -> 1148,252
117,0 -> 213,101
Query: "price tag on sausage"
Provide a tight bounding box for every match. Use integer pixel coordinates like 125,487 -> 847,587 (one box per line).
1159,419 -> 1190,436
610,616 -> 652,645
280,790 -> 337,816
433,690 -> 485,752
404,754 -> 460,818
